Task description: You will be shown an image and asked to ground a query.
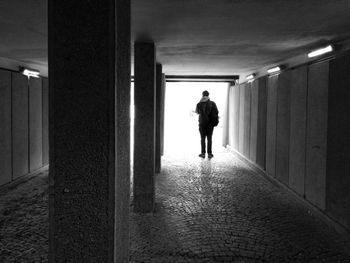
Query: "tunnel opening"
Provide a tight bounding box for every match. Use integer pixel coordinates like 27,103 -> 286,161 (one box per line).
164,82 -> 228,157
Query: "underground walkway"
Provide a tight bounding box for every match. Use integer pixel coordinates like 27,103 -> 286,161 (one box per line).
130,149 -> 350,262
1,150 -> 350,262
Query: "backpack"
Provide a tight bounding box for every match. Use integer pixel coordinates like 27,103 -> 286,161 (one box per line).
208,102 -> 219,127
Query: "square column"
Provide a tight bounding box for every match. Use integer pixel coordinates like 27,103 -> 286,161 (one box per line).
161,75 -> 166,156
155,64 -> 165,173
48,1 -> 130,262
133,42 -> 156,212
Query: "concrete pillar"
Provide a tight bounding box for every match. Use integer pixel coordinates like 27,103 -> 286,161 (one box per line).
134,42 -> 156,212
155,64 -> 163,173
48,0 -> 130,262
160,75 -> 166,156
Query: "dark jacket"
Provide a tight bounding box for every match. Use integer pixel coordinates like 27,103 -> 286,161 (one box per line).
196,99 -> 218,126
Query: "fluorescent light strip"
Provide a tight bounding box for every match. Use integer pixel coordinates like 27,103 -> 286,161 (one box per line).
22,69 -> 40,78
246,74 -> 255,80
267,66 -> 281,74
308,45 -> 333,58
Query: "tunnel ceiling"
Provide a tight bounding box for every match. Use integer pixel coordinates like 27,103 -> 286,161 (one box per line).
1,0 -> 350,78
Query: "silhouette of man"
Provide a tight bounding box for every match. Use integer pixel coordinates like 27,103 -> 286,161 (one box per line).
195,90 -> 219,158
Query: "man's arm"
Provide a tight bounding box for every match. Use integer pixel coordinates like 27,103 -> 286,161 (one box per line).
195,103 -> 199,114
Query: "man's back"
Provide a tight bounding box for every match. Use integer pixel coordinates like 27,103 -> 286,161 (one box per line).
196,100 -> 218,126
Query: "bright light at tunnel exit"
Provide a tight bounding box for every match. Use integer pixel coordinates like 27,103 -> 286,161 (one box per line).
164,82 -> 228,156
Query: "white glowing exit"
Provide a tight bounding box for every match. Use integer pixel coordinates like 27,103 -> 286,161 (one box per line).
164,82 -> 228,157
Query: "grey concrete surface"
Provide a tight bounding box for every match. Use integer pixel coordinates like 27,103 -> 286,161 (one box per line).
12,72 -> 29,180
0,70 -> 12,185
42,78 -> 49,166
327,52 -> 350,230
243,83 -> 251,158
265,75 -> 278,178
289,66 -> 307,196
249,81 -> 258,163
238,85 -> 245,153
29,77 -> 42,172
306,61 -> 329,211
134,42 -> 156,213
48,1 -> 130,261
275,71 -> 291,186
256,77 -> 267,170
156,64 -> 163,174
232,86 -> 240,151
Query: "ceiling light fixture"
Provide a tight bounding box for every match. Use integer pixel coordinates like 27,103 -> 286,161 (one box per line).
267,66 -> 281,74
246,74 -> 255,81
19,67 -> 40,78
308,45 -> 333,58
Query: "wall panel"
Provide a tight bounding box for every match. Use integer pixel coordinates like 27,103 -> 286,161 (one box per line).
233,85 -> 240,150
327,53 -> 350,229
256,77 -> 267,169
289,66 -> 307,196
29,77 -> 43,171
275,71 -> 291,185
238,85 -> 245,153
12,73 -> 29,179
42,78 -> 49,165
228,87 -> 234,147
243,83 -> 251,158
0,70 -> 12,185
306,61 -> 328,210
265,75 -> 278,177
249,80 -> 259,163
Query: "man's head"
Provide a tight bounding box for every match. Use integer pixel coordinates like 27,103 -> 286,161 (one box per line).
202,90 -> 209,97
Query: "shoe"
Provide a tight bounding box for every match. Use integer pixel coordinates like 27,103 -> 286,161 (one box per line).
198,153 -> 205,158
208,153 -> 214,158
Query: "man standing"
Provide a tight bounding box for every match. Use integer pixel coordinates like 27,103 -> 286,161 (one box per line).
195,90 -> 219,158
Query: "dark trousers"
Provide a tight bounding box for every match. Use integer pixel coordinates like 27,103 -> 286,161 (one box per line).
199,125 -> 214,154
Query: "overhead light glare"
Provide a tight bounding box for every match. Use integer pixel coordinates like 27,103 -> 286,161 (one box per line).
308,45 -> 333,58
267,66 -> 281,74
19,67 -> 40,78
246,74 -> 255,80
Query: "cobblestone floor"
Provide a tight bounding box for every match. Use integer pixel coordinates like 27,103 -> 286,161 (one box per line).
130,150 -> 350,263
0,150 -> 350,262
0,172 -> 48,262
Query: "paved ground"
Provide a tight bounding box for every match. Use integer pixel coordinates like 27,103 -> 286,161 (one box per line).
130,150 -> 350,263
0,150 -> 350,262
0,172 -> 48,262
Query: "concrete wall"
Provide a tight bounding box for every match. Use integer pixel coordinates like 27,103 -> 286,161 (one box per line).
289,66 -> 307,196
0,70 -> 12,185
29,77 -> 43,172
275,71 -> 291,186
265,75 -> 278,177
42,78 -> 49,165
306,61 -> 328,210
256,77 -> 267,169
224,50 -> 350,231
0,68 -> 48,186
326,53 -> 350,229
